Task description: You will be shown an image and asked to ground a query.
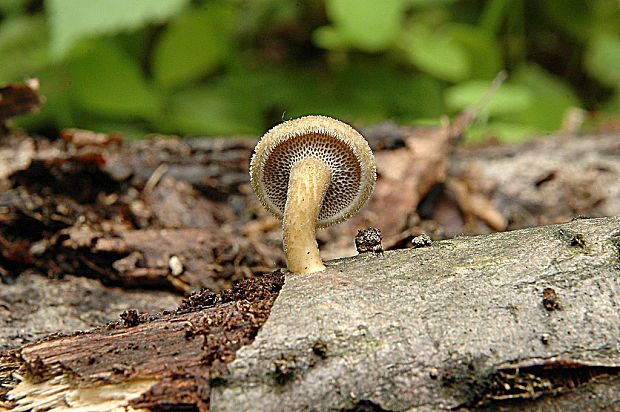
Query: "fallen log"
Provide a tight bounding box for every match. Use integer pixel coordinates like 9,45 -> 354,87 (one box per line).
212,216 -> 620,411
2,217 -> 619,411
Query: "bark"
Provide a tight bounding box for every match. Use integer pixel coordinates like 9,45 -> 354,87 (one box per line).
211,216 -> 620,411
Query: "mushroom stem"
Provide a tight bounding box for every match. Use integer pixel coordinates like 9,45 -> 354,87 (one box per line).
283,158 -> 332,274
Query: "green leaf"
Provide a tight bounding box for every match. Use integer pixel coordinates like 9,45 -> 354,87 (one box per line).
508,64 -> 580,131
538,0 -> 592,41
444,80 -> 533,116
602,92 -> 620,114
331,62 -> 443,122
12,65 -> 75,131
235,0 -> 301,35
479,0 -> 510,34
465,121 -> 539,143
313,26 -> 348,51
448,24 -> 503,80
70,40 -> 160,119
401,24 -> 470,82
0,15 -> 49,82
47,0 -> 189,59
163,82 -> 263,136
264,59 -> 443,125
152,4 -> 235,89
447,65 -> 579,135
585,33 -> 620,88
0,0 -> 27,15
314,0 -> 407,52
395,74 -> 443,120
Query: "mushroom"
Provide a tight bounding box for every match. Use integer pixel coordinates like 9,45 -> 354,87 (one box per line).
250,115 -> 376,274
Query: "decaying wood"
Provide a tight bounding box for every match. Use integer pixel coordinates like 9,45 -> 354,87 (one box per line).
0,271 -> 181,352
2,117 -> 620,291
448,132 -> 620,233
1,97 -> 491,291
1,217 -> 618,411
1,272 -> 284,411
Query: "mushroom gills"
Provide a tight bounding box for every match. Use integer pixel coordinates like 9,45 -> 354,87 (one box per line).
283,157 -> 331,274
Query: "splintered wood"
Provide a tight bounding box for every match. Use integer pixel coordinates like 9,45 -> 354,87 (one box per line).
3,272 -> 284,412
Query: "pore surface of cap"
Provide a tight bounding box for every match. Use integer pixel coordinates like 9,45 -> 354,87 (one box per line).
250,115 -> 376,228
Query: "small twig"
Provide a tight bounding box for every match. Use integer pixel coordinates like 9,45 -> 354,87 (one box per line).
471,70 -> 508,116
144,164 -> 169,194
448,70 -> 508,141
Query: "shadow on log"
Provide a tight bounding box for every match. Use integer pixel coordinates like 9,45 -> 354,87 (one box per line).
1,217 -> 619,411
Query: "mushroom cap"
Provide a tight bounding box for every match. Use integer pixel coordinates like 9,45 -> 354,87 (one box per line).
250,115 -> 376,228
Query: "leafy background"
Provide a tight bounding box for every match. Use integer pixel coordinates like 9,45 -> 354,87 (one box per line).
1,0 -> 619,141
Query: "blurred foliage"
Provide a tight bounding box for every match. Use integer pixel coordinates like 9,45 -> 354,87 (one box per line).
0,0 -> 618,140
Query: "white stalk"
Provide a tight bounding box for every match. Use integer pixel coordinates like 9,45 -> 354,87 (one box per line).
282,158 -> 331,274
